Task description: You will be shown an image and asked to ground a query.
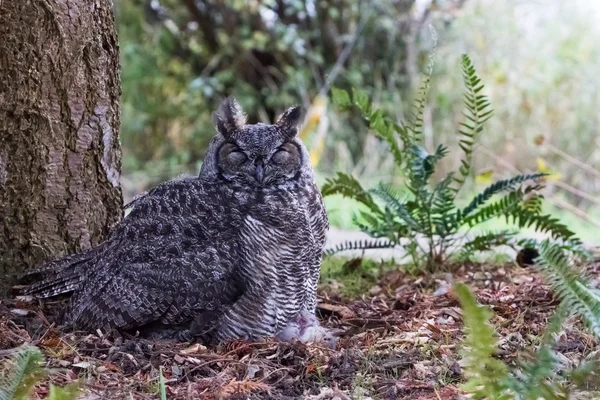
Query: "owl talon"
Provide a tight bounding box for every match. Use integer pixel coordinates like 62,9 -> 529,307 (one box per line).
276,311 -> 338,349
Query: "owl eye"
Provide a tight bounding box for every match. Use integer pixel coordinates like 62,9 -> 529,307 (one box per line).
227,150 -> 247,164
271,149 -> 290,165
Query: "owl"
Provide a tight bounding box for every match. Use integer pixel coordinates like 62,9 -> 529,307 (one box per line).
20,97 -> 331,346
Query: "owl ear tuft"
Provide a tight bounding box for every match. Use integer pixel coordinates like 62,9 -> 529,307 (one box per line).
213,97 -> 247,137
276,106 -> 303,138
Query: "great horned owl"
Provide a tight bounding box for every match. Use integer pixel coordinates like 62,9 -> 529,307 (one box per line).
20,98 -> 330,346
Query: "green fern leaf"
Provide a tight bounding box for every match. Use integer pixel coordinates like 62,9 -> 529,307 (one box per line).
321,172 -> 382,214
461,190 -> 526,227
0,345 -> 47,400
331,87 -> 352,109
454,283 -> 513,399
517,237 -> 591,262
369,112 -> 404,167
451,54 -> 494,196
352,87 -> 370,114
536,241 -> 600,339
459,174 -> 546,220
506,207 -> 579,243
460,230 -> 517,257
407,29 -> 437,143
509,304 -> 569,399
49,381 -> 81,400
370,184 -> 421,231
323,239 -> 396,257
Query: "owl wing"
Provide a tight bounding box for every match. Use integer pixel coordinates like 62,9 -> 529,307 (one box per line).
64,240 -> 243,332
27,178 -> 246,332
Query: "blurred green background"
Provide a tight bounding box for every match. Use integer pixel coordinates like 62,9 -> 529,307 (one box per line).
114,0 -> 600,242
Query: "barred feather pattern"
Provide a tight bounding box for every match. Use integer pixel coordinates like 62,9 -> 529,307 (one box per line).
21,99 -> 329,344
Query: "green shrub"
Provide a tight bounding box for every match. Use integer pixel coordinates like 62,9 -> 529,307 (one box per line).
323,53 -> 587,271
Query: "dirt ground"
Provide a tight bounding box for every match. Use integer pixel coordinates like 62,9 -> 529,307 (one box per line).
1,258 -> 599,400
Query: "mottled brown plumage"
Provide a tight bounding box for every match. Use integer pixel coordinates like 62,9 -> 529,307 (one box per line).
20,98 -> 329,345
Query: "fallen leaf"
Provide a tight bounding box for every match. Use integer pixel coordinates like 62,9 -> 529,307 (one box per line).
317,303 -> 355,319
180,343 -> 207,354
216,379 -> 271,398
72,361 -> 92,369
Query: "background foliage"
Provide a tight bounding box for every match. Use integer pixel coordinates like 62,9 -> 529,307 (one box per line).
115,0 -> 600,241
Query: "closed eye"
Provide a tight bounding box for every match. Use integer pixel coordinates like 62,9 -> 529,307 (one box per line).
227,149 -> 247,163
271,149 -> 289,164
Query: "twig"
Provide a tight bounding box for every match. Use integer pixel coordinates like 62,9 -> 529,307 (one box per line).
480,145 -> 600,230
544,142 -> 600,180
317,6 -> 373,97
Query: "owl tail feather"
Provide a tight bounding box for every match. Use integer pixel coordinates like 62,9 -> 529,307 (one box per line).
19,250 -> 95,299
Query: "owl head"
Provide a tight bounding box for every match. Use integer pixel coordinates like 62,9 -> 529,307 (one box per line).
200,97 -> 312,187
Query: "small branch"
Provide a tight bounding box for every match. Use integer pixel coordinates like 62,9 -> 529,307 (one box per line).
544,142 -> 600,180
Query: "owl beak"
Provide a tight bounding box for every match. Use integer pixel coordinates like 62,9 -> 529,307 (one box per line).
255,160 -> 265,183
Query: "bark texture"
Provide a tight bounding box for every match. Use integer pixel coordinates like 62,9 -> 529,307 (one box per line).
0,0 -> 123,295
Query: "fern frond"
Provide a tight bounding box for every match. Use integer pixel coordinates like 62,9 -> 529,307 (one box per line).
0,345 -> 47,400
462,190 -> 525,227
48,381 -> 81,400
323,239 -> 396,257
370,184 -> 422,231
431,172 -> 458,235
321,172 -> 382,214
454,283 -> 513,399
460,230 -> 518,256
459,173 -> 546,220
451,54 -> 494,196
536,241 -> 600,339
369,110 -> 405,167
508,304 -> 569,399
408,30 -> 437,144
353,209 -> 408,242
506,207 -> 579,243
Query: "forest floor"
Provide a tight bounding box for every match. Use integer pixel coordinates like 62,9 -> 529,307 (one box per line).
1,256 -> 600,400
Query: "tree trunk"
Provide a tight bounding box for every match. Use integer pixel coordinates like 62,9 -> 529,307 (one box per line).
0,0 -> 123,295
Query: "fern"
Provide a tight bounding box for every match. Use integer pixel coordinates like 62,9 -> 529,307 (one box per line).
517,237 -> 590,261
370,109 -> 405,167
506,207 -> 580,243
536,240 -> 600,338
454,283 -> 513,399
407,28 -> 437,143
322,172 -> 382,215
0,345 -> 47,400
0,345 -> 80,400
507,304 -> 571,399
370,184 -> 421,231
459,174 -> 545,220
451,54 -> 494,196
323,239 -> 396,257
159,366 -> 167,400
461,190 -> 526,227
459,230 -> 518,258
325,51 -> 587,271
456,282 -> 597,400
49,382 -> 81,400
332,87 -> 405,167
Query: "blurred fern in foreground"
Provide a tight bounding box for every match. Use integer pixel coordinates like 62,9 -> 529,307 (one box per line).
456,242 -> 600,400
0,345 -> 80,400
324,52 -> 588,271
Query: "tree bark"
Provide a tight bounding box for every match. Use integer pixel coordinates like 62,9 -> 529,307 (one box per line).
0,0 -> 123,295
